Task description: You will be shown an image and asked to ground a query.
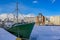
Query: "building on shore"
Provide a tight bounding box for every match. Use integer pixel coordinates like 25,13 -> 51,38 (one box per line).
23,17 -> 36,23
50,16 -> 60,25
35,13 -> 45,25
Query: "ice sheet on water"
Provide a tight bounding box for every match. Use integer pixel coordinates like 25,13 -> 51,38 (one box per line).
0,28 -> 16,40
30,26 -> 60,40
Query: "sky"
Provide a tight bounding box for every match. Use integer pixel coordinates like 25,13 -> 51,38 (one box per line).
0,0 -> 60,16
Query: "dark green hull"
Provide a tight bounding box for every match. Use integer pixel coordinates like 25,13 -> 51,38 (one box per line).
6,23 -> 35,39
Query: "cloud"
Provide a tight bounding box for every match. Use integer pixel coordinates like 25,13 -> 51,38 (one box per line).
33,0 -> 38,3
0,13 -> 8,20
25,14 -> 35,17
51,0 -> 56,4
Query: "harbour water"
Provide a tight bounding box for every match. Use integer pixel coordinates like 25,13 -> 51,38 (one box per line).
0,25 -> 60,40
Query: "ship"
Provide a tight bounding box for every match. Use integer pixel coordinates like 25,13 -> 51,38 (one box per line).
3,21 -> 35,39
2,0 -> 35,40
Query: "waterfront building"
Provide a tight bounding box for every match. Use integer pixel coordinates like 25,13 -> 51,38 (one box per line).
50,16 -> 60,25
35,13 -> 45,25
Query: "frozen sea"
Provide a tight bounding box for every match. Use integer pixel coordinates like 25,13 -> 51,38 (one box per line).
0,25 -> 60,40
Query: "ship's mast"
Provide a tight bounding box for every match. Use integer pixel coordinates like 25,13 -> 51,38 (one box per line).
16,0 -> 18,23
16,0 -> 20,38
